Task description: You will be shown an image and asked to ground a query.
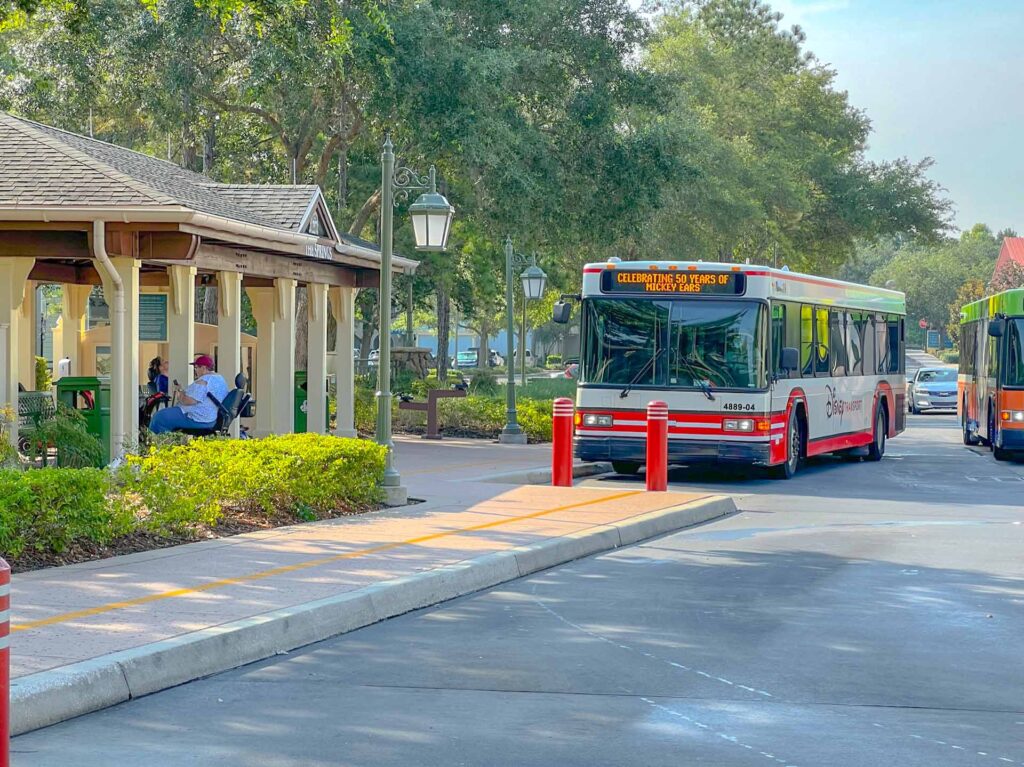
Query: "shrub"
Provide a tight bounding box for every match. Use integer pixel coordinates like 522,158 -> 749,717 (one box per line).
121,434 -> 386,534
35,356 -> 52,391
22,403 -> 104,468
467,368 -> 499,396
937,349 -> 959,364
0,468 -> 130,558
522,378 -> 577,400
546,354 -> 562,367
433,395 -> 553,442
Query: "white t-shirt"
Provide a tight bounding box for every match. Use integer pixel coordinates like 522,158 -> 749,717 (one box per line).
181,373 -> 229,423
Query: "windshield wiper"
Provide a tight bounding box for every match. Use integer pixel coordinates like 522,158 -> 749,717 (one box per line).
620,348 -> 664,399
676,355 -> 715,401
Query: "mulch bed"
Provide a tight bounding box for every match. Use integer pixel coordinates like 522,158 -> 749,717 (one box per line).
7,505 -> 381,574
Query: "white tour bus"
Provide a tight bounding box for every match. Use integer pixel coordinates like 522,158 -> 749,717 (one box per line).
552,260 -> 907,478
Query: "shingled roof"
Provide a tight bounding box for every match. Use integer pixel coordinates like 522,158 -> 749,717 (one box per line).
0,112 -> 335,238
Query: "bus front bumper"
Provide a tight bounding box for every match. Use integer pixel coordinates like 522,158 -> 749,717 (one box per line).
997,428 -> 1024,451
575,436 -> 772,467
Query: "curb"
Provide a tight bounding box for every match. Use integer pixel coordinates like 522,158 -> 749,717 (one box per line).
475,461 -> 613,485
10,494 -> 734,736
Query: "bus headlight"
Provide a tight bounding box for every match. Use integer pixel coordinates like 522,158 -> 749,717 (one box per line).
723,418 -> 755,432
1000,411 -> 1024,423
582,414 -> 614,427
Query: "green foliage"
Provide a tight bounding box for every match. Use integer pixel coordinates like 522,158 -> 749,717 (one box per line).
467,368 -> 499,396
22,402 -> 104,468
0,407 -> 20,468
545,354 -> 562,367
0,468 -> 129,558
430,396 -> 553,442
522,377 -> 576,400
120,434 -> 386,534
869,224 -> 1000,345
937,350 -> 959,364
34,355 -> 51,390
947,279 -> 987,345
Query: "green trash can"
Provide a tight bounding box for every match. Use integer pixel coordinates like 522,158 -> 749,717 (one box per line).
294,371 -> 329,433
55,376 -> 111,464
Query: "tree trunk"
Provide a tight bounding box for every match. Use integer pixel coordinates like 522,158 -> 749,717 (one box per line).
198,286 -> 218,325
295,286 -> 308,370
436,287 -> 451,382
202,123 -> 215,175
478,324 -> 490,370
358,290 -> 379,375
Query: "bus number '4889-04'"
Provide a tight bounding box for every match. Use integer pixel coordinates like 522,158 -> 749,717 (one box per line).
722,403 -> 756,411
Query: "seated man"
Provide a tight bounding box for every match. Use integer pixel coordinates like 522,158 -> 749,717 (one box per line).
149,355 -> 229,434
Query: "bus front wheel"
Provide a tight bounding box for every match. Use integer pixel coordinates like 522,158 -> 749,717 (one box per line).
771,412 -> 802,479
612,461 -> 641,476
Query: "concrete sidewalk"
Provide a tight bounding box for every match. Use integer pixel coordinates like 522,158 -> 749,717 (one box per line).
9,437 -> 734,734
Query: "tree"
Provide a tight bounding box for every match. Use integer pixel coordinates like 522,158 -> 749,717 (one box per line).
947,279 -> 986,346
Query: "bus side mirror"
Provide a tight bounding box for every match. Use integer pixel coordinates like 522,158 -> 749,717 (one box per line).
552,302 -> 572,324
988,322 -> 1004,338
780,347 -> 799,372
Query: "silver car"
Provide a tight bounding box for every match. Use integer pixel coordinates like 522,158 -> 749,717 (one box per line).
908,366 -> 958,414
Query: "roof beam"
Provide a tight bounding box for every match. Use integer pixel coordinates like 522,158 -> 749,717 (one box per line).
165,243 -> 357,287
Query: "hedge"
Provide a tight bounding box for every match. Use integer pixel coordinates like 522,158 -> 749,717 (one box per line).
0,435 -> 387,561
121,434 -> 387,534
0,468 -> 130,558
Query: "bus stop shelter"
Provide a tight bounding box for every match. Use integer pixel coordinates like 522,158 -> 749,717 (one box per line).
0,111 -> 416,458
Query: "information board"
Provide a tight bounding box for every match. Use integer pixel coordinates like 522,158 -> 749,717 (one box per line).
601,270 -> 745,295
139,294 -> 168,342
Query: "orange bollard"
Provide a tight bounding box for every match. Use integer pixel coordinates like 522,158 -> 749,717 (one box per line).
1,557 -> 8,767
552,397 -> 575,487
646,400 -> 669,491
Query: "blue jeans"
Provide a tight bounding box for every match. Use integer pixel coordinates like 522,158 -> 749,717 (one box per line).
149,406 -> 216,434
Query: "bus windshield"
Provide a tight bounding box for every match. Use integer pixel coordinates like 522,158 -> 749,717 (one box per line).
1006,319 -> 1024,387
582,299 -> 766,390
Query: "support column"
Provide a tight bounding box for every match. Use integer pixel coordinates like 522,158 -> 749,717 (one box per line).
217,271 -> 243,437
0,259 -> 34,449
167,266 -> 196,390
329,286 -> 357,438
306,283 -> 329,434
18,282 -> 36,390
99,257 -> 140,459
247,287 -> 276,437
60,285 -> 92,378
272,278 -> 296,434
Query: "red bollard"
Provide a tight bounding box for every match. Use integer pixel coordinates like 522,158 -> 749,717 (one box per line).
646,400 -> 669,492
1,557 -> 9,767
552,397 -> 575,487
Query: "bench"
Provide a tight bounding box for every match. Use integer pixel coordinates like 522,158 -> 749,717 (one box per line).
398,388 -> 467,439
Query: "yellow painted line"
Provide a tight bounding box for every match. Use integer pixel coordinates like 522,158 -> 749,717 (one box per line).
12,490 -> 643,633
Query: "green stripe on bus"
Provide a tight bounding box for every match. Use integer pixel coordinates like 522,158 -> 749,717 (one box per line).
960,289 -> 1024,323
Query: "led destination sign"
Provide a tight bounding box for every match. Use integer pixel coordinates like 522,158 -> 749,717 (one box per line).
601,269 -> 745,295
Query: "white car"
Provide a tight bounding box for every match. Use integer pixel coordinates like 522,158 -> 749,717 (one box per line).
907,367 -> 958,414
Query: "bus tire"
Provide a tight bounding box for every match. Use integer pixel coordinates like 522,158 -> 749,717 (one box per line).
962,401 -> 979,445
771,410 -> 803,479
866,405 -> 887,462
994,445 -> 1012,462
612,461 -> 641,476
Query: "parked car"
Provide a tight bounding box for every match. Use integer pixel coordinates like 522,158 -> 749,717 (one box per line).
455,350 -> 479,368
459,347 -> 503,368
907,366 -> 958,414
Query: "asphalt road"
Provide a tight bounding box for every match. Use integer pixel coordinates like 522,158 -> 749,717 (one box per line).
13,414 -> 1024,767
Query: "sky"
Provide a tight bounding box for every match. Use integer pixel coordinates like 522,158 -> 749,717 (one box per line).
634,0 -> 1024,235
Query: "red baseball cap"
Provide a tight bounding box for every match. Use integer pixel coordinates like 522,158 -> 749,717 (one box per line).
190,355 -> 215,368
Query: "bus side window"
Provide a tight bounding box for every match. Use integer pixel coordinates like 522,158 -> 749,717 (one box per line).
814,307 -> 830,376
771,303 -> 785,376
849,312 -> 867,376
874,314 -> 889,374
959,322 -> 974,375
885,315 -> 901,374
801,305 -> 815,377
829,310 -> 848,377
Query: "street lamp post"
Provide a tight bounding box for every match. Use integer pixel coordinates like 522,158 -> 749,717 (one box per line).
520,263 -> 546,385
500,237 -> 546,444
377,136 -> 454,502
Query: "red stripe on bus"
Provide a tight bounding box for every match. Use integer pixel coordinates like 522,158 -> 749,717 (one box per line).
805,429 -> 874,456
